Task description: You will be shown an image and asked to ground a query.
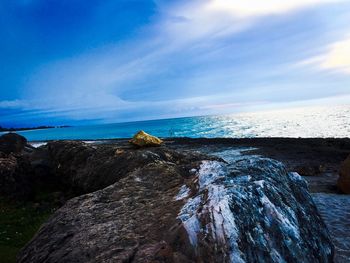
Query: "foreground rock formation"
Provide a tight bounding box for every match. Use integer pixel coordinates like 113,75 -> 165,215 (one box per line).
337,154 -> 350,194
16,139 -> 334,262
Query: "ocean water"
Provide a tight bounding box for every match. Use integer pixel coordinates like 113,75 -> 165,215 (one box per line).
2,105 -> 350,141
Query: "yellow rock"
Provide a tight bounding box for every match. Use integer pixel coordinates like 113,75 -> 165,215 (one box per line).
129,130 -> 163,147
114,149 -> 125,155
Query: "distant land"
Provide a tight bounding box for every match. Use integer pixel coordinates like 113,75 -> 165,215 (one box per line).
0,125 -> 71,132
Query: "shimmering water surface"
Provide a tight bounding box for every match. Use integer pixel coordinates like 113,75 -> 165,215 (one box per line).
3,105 -> 350,141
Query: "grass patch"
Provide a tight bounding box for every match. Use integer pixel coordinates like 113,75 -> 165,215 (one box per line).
0,198 -> 55,263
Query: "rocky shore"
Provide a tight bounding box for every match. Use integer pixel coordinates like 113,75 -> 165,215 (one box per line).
165,137 -> 350,193
1,133 -> 350,262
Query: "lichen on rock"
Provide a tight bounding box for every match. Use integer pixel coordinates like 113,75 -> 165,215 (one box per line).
129,130 -> 163,147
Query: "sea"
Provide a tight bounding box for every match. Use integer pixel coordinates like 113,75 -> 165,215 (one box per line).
2,105 -> 350,141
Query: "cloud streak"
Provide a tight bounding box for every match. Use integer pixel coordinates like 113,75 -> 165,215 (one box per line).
1,0 -> 350,126
205,0 -> 345,17
318,36 -> 350,74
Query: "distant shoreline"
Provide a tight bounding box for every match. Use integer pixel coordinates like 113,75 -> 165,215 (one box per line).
0,125 -> 71,132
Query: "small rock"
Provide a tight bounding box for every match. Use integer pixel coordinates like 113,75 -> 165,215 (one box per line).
296,165 -> 322,176
129,130 -> 163,147
337,154 -> 350,194
115,149 -> 124,155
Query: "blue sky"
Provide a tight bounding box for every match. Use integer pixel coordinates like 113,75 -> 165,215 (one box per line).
1,0 -> 350,127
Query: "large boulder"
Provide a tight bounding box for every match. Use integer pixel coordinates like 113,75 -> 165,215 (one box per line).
18,150 -> 333,263
41,140 -> 212,195
337,154 -> 350,194
129,130 -> 163,147
0,132 -> 27,154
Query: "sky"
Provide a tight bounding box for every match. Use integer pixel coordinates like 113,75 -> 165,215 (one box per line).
1,0 -> 350,127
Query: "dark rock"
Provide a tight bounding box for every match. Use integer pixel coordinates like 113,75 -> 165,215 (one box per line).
18,148 -> 333,263
18,148 -> 202,263
0,154 -> 33,199
295,165 -> 324,176
43,140 -> 214,195
28,145 -> 63,195
337,154 -> 350,194
0,133 -> 27,154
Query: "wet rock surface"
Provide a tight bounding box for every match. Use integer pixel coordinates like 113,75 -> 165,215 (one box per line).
18,143 -> 334,263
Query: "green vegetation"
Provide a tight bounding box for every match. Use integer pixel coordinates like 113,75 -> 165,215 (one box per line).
0,198 -> 55,263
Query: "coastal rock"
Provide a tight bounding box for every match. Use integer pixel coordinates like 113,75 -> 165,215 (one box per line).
178,157 -> 333,262
337,154 -> 350,194
43,140 -> 212,195
0,154 -> 33,199
18,149 -> 333,263
0,132 -> 28,154
295,165 -> 323,176
129,130 -> 163,147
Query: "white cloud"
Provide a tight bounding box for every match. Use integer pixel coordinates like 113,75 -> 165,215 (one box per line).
205,0 -> 344,17
159,0 -> 344,37
17,0 -> 350,123
319,37 -> 350,74
299,36 -> 350,74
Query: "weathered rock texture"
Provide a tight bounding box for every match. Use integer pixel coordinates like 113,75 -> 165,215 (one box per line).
18,145 -> 334,263
337,154 -> 350,194
42,141 -> 209,195
176,154 -> 333,262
